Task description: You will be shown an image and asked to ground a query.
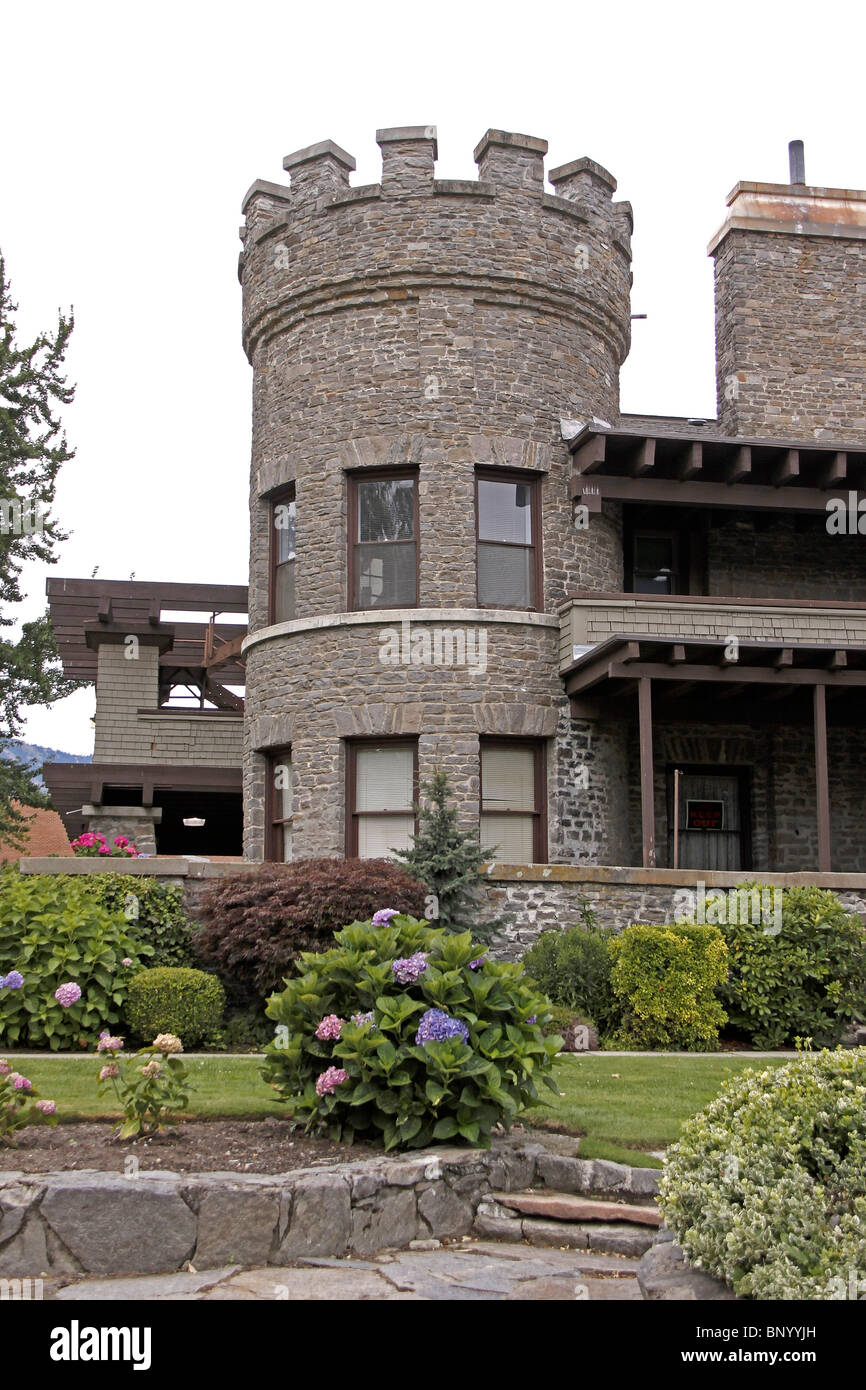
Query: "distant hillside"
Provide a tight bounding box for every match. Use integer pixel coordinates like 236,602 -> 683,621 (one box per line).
1,741 -> 91,788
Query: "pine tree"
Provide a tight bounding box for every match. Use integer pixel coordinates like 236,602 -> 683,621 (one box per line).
0,254 -> 79,846
395,769 -> 493,935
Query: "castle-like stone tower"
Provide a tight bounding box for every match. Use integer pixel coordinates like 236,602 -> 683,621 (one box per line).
239,127 -> 633,862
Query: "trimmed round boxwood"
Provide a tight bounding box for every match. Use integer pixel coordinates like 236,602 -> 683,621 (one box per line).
659,1049 -> 866,1300
264,913 -> 562,1150
124,967 -> 225,1048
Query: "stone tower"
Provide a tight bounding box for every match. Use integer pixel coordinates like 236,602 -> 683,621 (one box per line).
239,127 -> 633,862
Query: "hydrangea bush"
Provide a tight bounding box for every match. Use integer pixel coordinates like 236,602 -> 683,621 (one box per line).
659,1049 -> 866,1300
96,1030 -> 191,1139
0,867 -> 151,1048
263,913 -> 561,1149
0,1059 -> 57,1145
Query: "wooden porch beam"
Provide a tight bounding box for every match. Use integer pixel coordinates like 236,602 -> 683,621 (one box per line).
726,446 -> 752,485
773,450 -> 799,486
638,676 -> 656,870
570,474 -> 864,514
813,683 -> 832,872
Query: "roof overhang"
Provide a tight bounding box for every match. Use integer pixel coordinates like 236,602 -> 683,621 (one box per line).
570,425 -> 866,514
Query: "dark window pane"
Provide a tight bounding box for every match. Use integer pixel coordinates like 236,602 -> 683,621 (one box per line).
274,561 -> 295,621
633,572 -> 672,595
478,542 -> 533,607
635,536 -> 673,572
478,479 -> 532,544
358,478 -> 415,543
354,541 -> 416,607
275,499 -> 296,563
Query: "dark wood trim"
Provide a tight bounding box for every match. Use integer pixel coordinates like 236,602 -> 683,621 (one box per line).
813,685 -> 832,872
479,735 -> 548,863
344,737 -> 419,858
573,474 -> 865,514
638,677 -> 655,869
563,591 -> 866,611
347,468 -> 420,612
475,467 -> 543,613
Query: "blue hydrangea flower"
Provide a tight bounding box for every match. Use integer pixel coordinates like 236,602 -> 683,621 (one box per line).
372,909 -> 399,926
527,1014 -> 537,1024
351,1011 -> 376,1028
469,955 -> 487,970
415,1008 -> 470,1046
0,970 -> 23,991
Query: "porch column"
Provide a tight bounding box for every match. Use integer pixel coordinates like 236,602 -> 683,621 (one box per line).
638,676 -> 656,869
813,683 -> 832,872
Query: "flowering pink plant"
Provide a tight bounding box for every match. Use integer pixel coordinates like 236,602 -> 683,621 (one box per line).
71,831 -> 140,858
314,1014 -> 345,1041
0,1060 -> 58,1145
96,1032 -> 191,1140
315,1066 -> 349,1097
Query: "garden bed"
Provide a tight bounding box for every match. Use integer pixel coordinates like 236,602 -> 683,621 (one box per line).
0,1117 -> 382,1175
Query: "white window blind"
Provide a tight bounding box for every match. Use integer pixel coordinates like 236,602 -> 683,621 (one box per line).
480,744 -> 537,862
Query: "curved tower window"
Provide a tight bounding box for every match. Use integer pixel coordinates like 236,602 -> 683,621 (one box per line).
270,485 -> 296,624
349,471 -> 418,610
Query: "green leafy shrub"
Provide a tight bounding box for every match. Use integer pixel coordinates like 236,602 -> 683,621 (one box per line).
716,885 -> 866,1048
521,919 -> 619,1034
0,867 -> 151,1049
264,912 -> 561,1150
69,874 -> 194,968
660,1049 -> 866,1299
607,922 -> 728,1051
124,967 -> 225,1048
96,1031 -> 191,1139
210,1006 -> 273,1052
192,859 -> 428,999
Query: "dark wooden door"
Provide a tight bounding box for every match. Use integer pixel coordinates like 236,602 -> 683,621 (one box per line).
669,771 -> 746,871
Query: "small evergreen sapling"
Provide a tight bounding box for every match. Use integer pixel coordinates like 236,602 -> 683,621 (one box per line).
395,770 -> 494,935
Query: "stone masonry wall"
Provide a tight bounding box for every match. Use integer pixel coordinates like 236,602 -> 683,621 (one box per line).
240,129 -> 634,860
714,228 -> 866,440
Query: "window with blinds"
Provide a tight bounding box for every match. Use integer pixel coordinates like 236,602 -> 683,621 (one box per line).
267,750 -> 293,861
476,471 -> 539,610
348,741 -> 417,858
350,472 -> 417,610
270,486 -> 296,623
480,740 -> 545,863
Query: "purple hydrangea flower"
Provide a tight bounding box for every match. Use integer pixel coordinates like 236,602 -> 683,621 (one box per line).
54,982 -> 82,1008
372,909 -> 399,926
351,1011 -> 376,1028
469,955 -> 487,971
392,952 -> 430,985
1,970 -> 23,990
415,1009 -> 470,1047
527,1014 -> 538,1024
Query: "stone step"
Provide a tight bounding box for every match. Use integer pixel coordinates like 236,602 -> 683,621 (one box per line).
475,1198 -> 657,1258
489,1190 -> 661,1227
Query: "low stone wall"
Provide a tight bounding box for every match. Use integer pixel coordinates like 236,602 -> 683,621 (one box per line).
0,1142 -> 662,1277
18,857 -> 866,963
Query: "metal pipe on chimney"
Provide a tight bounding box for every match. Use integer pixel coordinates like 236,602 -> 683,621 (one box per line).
789,140 -> 806,185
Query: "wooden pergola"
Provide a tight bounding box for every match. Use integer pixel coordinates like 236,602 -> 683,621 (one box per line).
562,636 -> 866,872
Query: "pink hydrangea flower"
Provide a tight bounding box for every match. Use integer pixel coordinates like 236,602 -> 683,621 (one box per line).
122,957 -> 133,967
11,1074 -> 31,1091
0,1060 -> 11,1076
315,1066 -> 349,1097
99,1063 -> 119,1080
55,982 -> 82,1008
35,1100 -> 56,1115
97,1031 -> 124,1052
139,1060 -> 161,1079
314,1014 -> 345,1041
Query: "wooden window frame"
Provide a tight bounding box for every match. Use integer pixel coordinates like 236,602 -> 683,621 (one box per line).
268,483 -> 296,625
479,737 -> 548,863
347,467 -> 419,612
475,468 -> 543,612
345,737 -> 419,858
265,746 -> 293,862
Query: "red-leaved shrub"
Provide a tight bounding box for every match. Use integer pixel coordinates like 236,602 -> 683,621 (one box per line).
191,858 -> 428,999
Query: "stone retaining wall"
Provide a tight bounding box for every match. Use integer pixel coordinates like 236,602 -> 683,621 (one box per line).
0,1142 -> 660,1277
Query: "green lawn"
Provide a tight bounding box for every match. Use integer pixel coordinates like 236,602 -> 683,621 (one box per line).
7,1052 -> 787,1165
527,1054 -> 789,1166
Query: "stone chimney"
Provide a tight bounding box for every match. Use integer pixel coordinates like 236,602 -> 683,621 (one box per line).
709,151 -> 866,441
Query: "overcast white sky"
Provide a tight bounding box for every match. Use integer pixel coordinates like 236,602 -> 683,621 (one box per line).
3,0 -> 864,754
